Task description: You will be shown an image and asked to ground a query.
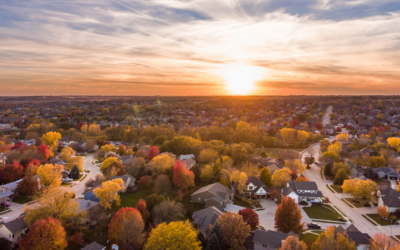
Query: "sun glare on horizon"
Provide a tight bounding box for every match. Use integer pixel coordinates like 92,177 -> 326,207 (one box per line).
221,64 -> 264,95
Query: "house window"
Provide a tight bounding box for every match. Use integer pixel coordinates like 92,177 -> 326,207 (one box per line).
262,244 -> 267,248
198,197 -> 201,202
249,186 -> 253,190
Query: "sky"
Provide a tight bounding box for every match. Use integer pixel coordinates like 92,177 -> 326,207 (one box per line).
1,0 -> 400,96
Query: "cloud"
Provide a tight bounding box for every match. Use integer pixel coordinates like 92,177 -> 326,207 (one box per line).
0,0 -> 399,95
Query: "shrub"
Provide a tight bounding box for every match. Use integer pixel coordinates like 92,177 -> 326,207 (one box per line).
299,201 -> 308,206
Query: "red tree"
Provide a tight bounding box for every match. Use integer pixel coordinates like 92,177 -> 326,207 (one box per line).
290,171 -> 298,180
117,144 -> 126,155
136,199 -> 146,214
336,127 -> 342,132
147,146 -> 159,161
291,119 -> 299,127
37,144 -> 51,159
0,161 -> 23,184
173,161 -> 195,191
10,142 -> 27,151
315,123 -> 322,130
16,176 -> 38,196
238,208 -> 259,230
68,232 -> 84,247
138,176 -> 152,187
19,217 -> 68,250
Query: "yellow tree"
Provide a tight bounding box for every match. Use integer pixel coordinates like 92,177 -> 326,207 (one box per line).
198,148 -> 219,163
353,179 -> 379,202
242,162 -> 259,177
279,128 -> 297,147
388,137 -> 400,150
42,131 -> 62,152
328,142 -> 342,154
230,171 -> 248,193
312,226 -> 356,250
342,179 -> 357,194
100,157 -> 125,179
93,178 -> 125,210
297,130 -> 309,146
377,205 -> 389,219
144,220 -> 201,250
272,168 -> 292,188
88,124 -> 101,136
60,147 -> 76,161
284,159 -> 306,175
151,154 -> 175,174
280,235 -> 307,250
37,164 -> 63,187
100,144 -> 116,152
66,156 -> 84,171
336,133 -> 349,143
80,124 -> 88,133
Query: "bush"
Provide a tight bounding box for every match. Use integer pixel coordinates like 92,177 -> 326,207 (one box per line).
338,217 -> 346,222
306,165 -> 311,169
364,203 -> 371,207
242,199 -> 253,207
299,201 -> 308,206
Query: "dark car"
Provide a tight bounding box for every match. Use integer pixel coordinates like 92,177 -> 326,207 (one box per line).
307,223 -> 321,229
85,170 -> 90,173
0,202 -> 11,207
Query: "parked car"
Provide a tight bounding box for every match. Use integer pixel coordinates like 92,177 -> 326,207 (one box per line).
62,178 -> 73,182
85,170 -> 90,173
307,223 -> 321,229
0,202 -> 11,207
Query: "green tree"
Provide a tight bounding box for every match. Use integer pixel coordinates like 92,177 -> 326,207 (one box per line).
206,220 -> 225,250
260,167 -> 272,188
334,168 -> 350,185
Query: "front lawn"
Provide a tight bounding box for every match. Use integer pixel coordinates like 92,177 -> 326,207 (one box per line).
303,204 -> 343,222
330,185 -> 343,193
300,233 -> 319,248
344,198 -> 368,208
365,214 -> 395,226
12,196 -> 32,204
110,188 -> 155,214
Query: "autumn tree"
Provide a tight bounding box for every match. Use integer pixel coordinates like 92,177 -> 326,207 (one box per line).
285,159 -> 306,175
154,174 -> 172,194
100,144 -> 116,152
336,133 -> 349,143
37,164 -> 63,187
146,194 -> 166,211
207,220 -> 225,250
388,137 -> 400,150
138,176 -> 152,187
152,200 -> 184,226
151,154 -> 175,174
378,205 -> 389,220
93,178 -> 125,210
60,147 -> 75,161
312,226 -> 356,250
369,155 -> 386,168
19,217 -> 67,250
173,161 -> 195,191
66,156 -> 84,171
16,176 -> 39,196
275,196 -> 304,234
242,161 -> 260,177
260,167 -> 273,188
230,171 -> 248,193
199,148 -> 219,163
100,157 -> 125,179
147,146 -> 159,161
217,211 -> 250,250
144,220 -> 201,250
304,155 -> 315,167
238,208 -> 259,230
279,128 -> 297,147
321,151 -> 341,165
280,235 -> 307,250
328,142 -> 342,154
68,232 -> 84,248
296,177 -> 309,182
136,199 -> 146,214
342,178 -> 379,202
272,168 -> 292,188
334,168 -> 350,185
371,234 -> 400,250
42,131 -> 62,152
108,207 -> 144,250
38,144 -> 53,159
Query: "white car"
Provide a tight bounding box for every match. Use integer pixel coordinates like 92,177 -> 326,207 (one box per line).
62,178 -> 73,182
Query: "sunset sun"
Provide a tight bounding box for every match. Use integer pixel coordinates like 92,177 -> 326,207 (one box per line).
221,64 -> 263,95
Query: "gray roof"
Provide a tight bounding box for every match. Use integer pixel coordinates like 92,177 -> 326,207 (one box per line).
253,230 -> 296,248
335,224 -> 371,246
192,183 -> 233,201
109,174 -> 135,186
192,206 -> 224,237
294,181 -> 319,191
1,216 -> 27,234
374,167 -> 399,176
247,177 -> 271,194
0,190 -> 14,199
77,199 -> 100,213
81,242 -> 105,250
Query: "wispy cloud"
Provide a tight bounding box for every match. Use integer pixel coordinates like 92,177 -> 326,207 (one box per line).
0,0 -> 399,95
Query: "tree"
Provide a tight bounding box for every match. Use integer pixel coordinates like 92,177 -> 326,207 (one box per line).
66,156 -> 84,171
342,178 -> 379,202
152,200 -> 184,226
38,144 -> 53,159
42,131 -> 62,152
136,199 -> 146,214
146,194 -> 166,211
199,148 -> 219,163
279,128 -> 297,147
378,205 -> 389,220
100,157 -> 125,178
274,196 -> 304,234
24,190 -> 86,232
93,178 -> 125,210
60,147 -> 75,161
154,174 -> 172,194
218,211 -> 250,250
260,167 -> 273,188
68,232 -> 84,247
238,208 -> 259,230
37,164 -> 63,187
296,177 -> 309,182
151,154 -> 175,174
328,142 -> 342,154
229,171 -> 248,193
371,234 -> 400,250
321,151 -> 341,165
388,137 -> 400,150
173,161 -> 195,191
207,220 -> 225,250
147,146 -> 159,161
272,168 -> 292,188
304,155 -> 315,167
16,176 -> 39,196
19,217 -> 67,250
242,161 -> 259,177
144,220 -> 201,250
117,144 -> 127,156
312,226 -> 356,250
285,159 -> 306,175
138,176 -> 152,187
280,235 -> 307,250
315,122 -> 322,130
369,155 -> 386,168
334,168 -> 349,185
108,207 -> 144,250
336,133 -> 349,143
100,144 -> 116,152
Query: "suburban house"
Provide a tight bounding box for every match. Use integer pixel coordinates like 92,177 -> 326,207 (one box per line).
377,185 -> 400,213
77,199 -> 102,223
244,176 -> 271,199
347,161 -> 366,180
81,241 -> 106,250
120,155 -> 135,166
191,183 -> 234,208
282,180 -> 323,204
109,174 -> 136,192
334,224 -> 371,250
0,153 -> 6,164
192,206 -> 224,240
179,154 -> 195,161
245,229 -> 297,250
259,157 -> 284,175
373,167 -> 399,180
83,185 -> 101,202
0,216 -> 28,246
0,187 -> 13,205
182,158 -> 196,169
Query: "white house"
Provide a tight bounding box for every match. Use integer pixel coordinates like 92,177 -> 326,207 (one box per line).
282,180 -> 323,204
179,154 -> 195,161
0,216 -> 28,246
244,176 -> 270,199
377,185 -> 400,213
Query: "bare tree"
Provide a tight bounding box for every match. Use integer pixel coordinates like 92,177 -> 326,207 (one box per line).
152,201 -> 184,226
154,175 -> 172,194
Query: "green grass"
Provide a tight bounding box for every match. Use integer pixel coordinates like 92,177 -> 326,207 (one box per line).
365,214 -> 394,226
341,199 -> 355,208
332,205 -> 345,217
233,199 -> 252,208
110,188 -> 155,214
330,185 -> 343,193
79,174 -> 87,181
362,214 -> 379,226
61,182 -> 71,186
310,230 -> 323,234
326,184 -> 336,193
73,174 -> 84,181
303,204 -> 343,222
300,233 -> 319,248
12,196 -> 32,204
312,220 -> 346,224
345,198 -> 368,208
